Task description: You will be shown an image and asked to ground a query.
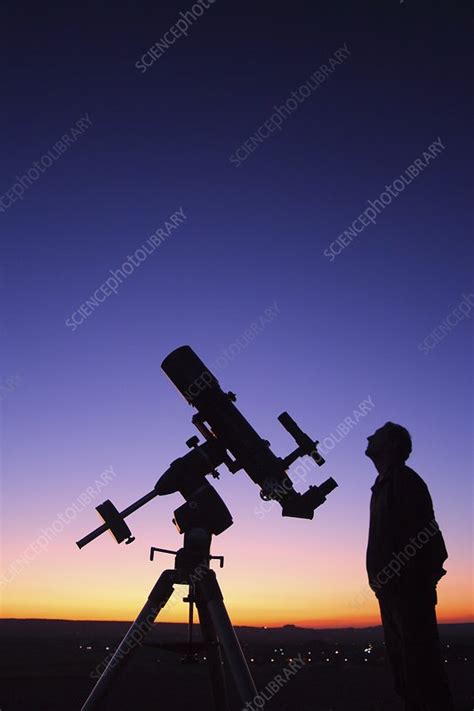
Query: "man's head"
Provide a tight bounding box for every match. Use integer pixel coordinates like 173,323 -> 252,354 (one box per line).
365,422 -> 412,466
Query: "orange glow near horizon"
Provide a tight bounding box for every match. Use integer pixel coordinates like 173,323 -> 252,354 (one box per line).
1,518 -> 472,629
1,461 -> 472,630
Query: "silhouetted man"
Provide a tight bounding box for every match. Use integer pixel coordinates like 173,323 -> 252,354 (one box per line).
365,422 -> 453,711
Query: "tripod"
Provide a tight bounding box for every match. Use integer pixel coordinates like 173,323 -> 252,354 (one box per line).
81,526 -> 257,711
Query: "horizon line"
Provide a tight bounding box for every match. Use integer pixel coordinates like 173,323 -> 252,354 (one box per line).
1,616 -> 473,630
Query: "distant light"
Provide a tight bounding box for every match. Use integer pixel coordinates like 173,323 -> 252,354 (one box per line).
335,650 -> 339,654
271,658 -> 275,662
326,658 -> 329,662
344,658 -> 348,662
250,658 -> 254,662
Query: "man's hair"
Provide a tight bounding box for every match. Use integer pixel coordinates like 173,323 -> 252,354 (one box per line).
383,421 -> 412,461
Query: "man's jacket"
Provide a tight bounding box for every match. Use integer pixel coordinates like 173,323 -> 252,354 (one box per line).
366,464 -> 448,597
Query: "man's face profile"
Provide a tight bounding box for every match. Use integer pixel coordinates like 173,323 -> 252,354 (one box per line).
365,426 -> 389,459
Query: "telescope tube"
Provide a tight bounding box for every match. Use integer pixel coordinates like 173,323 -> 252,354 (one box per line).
161,346 -> 296,502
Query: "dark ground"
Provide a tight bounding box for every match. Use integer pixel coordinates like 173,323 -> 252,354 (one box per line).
0,620 -> 472,710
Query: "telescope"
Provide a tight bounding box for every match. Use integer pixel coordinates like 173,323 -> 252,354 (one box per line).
77,346 -> 337,550
77,346 -> 338,710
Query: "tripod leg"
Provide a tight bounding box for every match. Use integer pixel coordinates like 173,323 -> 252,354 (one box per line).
81,570 -> 175,711
198,570 -> 257,706
195,597 -> 230,711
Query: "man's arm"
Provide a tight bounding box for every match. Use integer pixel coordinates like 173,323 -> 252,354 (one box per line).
392,468 -> 448,587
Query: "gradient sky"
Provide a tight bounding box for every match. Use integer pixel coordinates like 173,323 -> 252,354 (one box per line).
1,1 -> 472,627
